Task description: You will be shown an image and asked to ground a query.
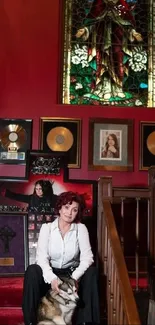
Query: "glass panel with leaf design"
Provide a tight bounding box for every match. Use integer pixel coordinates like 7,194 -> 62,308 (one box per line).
62,0 -> 155,107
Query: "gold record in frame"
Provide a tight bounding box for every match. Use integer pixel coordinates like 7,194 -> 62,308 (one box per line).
139,122 -> 155,170
146,131 -> 155,155
46,127 -> 74,152
39,118 -> 82,168
0,124 -> 27,150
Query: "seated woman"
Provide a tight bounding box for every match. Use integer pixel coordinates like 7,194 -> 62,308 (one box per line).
22,191 -> 100,325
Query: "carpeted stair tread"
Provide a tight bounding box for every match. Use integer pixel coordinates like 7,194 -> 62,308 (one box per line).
0,276 -> 148,325
0,277 -> 23,307
130,277 -> 148,289
0,307 -> 23,325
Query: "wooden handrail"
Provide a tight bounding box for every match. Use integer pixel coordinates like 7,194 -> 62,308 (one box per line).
113,187 -> 150,199
97,175 -> 155,323
103,199 -> 141,324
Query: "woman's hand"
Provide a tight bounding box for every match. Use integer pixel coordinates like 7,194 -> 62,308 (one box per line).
51,278 -> 60,293
108,146 -> 116,153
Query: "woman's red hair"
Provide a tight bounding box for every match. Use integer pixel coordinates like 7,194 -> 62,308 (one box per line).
55,191 -> 86,222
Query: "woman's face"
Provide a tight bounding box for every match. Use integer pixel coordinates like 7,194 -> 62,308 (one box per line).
108,135 -> 115,146
59,201 -> 79,224
35,184 -> 43,197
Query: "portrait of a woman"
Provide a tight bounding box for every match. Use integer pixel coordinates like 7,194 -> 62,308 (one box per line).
101,133 -> 120,159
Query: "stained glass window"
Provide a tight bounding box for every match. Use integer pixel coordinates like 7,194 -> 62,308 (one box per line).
62,0 -> 155,107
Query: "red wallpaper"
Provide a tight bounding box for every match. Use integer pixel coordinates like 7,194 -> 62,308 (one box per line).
0,0 -> 154,187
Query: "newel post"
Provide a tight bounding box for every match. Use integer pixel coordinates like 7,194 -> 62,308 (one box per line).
97,177 -> 112,262
98,176 -> 113,202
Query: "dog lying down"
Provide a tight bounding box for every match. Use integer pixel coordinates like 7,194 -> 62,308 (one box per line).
37,277 -> 79,325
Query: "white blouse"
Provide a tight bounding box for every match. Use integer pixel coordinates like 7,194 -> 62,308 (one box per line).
36,218 -> 94,284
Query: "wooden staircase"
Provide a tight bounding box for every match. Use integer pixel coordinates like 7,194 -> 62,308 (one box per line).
97,174 -> 155,324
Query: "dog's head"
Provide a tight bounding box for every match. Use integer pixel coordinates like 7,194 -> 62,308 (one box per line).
49,277 -> 79,305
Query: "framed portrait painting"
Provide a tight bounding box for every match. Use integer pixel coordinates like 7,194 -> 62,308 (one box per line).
139,122 -> 155,170
88,118 -> 133,171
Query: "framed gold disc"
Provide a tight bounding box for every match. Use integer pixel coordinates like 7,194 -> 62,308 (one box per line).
146,131 -> 155,155
39,118 -> 82,168
46,126 -> 74,152
140,122 -> 155,170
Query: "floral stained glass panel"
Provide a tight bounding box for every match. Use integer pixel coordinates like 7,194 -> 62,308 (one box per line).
62,0 -> 155,107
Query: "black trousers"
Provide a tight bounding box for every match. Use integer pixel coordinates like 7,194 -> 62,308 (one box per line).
22,264 -> 100,325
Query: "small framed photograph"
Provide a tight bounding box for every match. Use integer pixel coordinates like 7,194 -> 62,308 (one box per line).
39,117 -> 82,168
139,122 -> 155,170
0,213 -> 28,276
88,118 -> 133,171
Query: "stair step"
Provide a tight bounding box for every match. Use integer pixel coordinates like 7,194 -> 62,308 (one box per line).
0,307 -> 23,325
0,277 -> 23,307
130,277 -> 148,289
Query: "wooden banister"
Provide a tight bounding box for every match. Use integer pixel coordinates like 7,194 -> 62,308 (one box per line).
102,199 -> 141,325
98,177 -> 142,324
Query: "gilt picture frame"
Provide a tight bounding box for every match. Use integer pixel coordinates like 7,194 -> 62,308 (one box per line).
139,121 -> 155,170
39,117 -> 82,168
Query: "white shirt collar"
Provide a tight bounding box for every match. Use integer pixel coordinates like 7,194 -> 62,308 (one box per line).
51,217 -> 77,231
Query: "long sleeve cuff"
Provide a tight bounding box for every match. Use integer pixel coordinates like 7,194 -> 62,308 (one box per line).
42,268 -> 58,284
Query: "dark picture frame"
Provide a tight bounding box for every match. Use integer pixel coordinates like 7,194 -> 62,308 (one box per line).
0,118 -> 32,165
139,121 -> 155,170
0,213 -> 28,276
88,118 -> 133,171
39,117 -> 82,168
0,118 -> 32,181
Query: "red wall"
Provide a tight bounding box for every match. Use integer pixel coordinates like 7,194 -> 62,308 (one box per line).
0,0 -> 154,187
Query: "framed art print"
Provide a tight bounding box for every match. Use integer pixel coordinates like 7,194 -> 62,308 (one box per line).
88,118 -> 133,171
140,121 -> 155,170
39,117 -> 81,168
0,213 -> 28,276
